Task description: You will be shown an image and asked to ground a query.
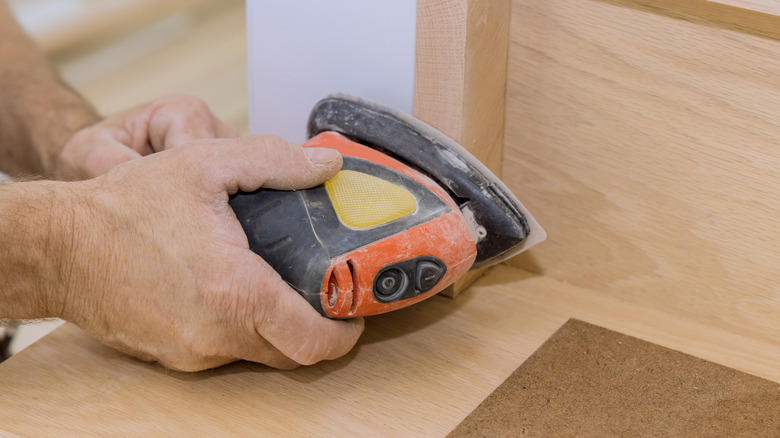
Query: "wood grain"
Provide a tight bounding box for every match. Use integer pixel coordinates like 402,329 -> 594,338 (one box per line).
2,265 -> 777,436
414,0 -> 512,296
505,0 -> 780,351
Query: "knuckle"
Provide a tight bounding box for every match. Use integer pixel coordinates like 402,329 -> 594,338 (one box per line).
156,94 -> 214,119
247,135 -> 302,174
177,94 -> 211,114
255,134 -> 296,153
288,330 -> 341,366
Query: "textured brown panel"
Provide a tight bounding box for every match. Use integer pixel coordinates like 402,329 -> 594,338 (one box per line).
450,319 -> 780,437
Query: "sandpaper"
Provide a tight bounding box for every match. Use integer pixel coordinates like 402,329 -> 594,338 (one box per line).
448,319 -> 780,437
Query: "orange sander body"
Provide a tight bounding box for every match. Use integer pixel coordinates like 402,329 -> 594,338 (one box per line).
229,95 -> 541,318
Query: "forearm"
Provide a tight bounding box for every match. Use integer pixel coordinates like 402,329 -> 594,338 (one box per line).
0,180 -> 76,319
0,2 -> 99,176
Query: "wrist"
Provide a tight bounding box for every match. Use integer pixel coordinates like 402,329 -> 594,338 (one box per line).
0,180 -> 84,318
29,85 -> 101,176
0,57 -> 100,176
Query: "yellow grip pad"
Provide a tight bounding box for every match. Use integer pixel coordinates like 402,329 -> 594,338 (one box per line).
325,170 -> 417,229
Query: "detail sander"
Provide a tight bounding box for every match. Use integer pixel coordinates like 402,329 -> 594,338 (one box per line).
229,95 -> 544,318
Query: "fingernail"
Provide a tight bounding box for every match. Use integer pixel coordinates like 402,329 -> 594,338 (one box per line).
305,147 -> 340,164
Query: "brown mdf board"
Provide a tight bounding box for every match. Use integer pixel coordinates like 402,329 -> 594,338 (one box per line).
504,0 -> 780,369
414,0 -> 512,296
449,319 -> 780,437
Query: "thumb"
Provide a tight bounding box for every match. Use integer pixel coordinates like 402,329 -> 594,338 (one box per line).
211,135 -> 342,194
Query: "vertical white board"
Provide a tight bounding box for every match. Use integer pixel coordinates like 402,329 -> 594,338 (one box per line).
246,1 -> 417,144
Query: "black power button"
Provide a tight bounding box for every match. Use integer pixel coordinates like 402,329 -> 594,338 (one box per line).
415,260 -> 445,292
374,268 -> 407,300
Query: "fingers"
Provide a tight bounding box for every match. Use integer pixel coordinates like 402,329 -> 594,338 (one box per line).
201,137 -> 353,365
243,257 -> 364,366
58,133 -> 143,180
187,136 -> 354,367
146,94 -> 239,151
216,119 -> 241,139
206,135 -> 342,195
178,334 -> 301,371
81,142 -> 143,179
57,94 -> 238,180
161,348 -> 296,372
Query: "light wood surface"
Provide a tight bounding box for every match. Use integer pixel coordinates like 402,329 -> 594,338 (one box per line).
3,265 -> 778,436
506,0 -> 780,360
414,0 -> 512,296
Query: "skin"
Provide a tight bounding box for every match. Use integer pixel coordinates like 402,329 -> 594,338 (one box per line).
0,1 -> 363,371
0,1 -> 99,176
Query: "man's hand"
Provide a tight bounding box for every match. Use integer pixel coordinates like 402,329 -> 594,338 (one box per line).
57,94 -> 239,180
54,135 -> 362,371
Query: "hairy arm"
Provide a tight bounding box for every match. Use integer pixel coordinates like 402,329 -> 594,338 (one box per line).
0,2 -> 99,176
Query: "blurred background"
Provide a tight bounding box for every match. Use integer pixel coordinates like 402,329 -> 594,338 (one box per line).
9,0 -> 248,131
4,0 -> 248,357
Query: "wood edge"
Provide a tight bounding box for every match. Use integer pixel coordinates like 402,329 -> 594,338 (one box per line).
595,0 -> 780,41
708,0 -> 780,17
441,267 -> 490,298
414,0 -> 512,297
453,0 -> 512,297
461,0 -> 511,175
